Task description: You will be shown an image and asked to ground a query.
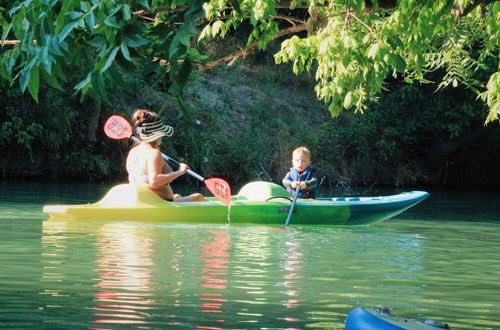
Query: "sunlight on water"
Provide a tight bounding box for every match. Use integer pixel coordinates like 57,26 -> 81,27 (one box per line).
0,182 -> 499,329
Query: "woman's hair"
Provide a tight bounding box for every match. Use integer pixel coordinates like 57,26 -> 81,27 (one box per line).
131,109 -> 158,127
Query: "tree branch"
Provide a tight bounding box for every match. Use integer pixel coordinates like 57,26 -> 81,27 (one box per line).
461,0 -> 497,17
198,23 -> 307,71
452,0 -> 497,18
133,6 -> 186,16
0,40 -> 20,45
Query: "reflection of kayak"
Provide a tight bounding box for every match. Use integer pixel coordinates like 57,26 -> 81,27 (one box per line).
345,307 -> 450,330
43,181 -> 429,224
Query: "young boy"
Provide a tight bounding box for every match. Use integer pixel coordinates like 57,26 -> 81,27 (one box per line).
282,147 -> 318,199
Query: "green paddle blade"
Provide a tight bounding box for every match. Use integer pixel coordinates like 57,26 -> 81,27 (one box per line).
104,115 -> 133,140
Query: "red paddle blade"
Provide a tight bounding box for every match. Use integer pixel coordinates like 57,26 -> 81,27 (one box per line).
204,178 -> 232,206
104,115 -> 133,140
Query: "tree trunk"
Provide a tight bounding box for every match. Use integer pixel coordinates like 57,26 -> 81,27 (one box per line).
88,101 -> 102,143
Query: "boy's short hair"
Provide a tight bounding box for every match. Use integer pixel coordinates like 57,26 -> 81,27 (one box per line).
293,147 -> 311,159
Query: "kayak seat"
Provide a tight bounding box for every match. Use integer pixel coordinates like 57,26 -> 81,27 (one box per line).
237,181 -> 292,201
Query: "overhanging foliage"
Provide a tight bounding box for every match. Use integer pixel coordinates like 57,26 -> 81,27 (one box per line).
0,0 -> 498,122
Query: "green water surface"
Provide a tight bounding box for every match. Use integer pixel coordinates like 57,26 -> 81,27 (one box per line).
0,182 -> 499,329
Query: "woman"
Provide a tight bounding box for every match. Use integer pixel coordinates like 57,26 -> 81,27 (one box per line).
126,109 -> 206,202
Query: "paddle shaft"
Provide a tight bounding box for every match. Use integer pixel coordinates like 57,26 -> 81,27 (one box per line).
285,186 -> 300,227
131,136 -> 205,182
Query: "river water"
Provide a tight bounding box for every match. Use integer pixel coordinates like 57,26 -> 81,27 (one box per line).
0,181 -> 499,329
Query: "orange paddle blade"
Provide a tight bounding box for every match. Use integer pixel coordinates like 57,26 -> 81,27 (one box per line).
104,115 -> 133,140
204,178 -> 231,206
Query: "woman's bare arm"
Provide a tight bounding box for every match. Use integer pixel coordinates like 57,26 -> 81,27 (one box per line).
147,149 -> 186,188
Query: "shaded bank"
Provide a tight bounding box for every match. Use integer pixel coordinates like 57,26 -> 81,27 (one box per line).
0,61 -> 498,189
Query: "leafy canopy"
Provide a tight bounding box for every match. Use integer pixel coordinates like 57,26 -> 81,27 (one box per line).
0,0 -> 499,122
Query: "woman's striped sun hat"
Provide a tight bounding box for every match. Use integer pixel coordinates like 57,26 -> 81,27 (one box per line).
136,116 -> 174,142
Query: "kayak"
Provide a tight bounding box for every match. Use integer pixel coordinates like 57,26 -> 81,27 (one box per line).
43,181 -> 429,224
345,307 -> 450,329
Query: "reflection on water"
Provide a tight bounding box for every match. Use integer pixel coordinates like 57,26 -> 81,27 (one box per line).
1,182 -> 500,328
197,230 -> 230,329
34,219 -> 500,329
280,235 -> 303,311
92,223 -> 156,326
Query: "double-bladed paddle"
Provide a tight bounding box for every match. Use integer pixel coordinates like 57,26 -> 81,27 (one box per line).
285,186 -> 300,227
104,115 -> 231,206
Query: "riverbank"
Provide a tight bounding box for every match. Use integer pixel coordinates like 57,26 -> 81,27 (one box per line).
0,57 -> 498,189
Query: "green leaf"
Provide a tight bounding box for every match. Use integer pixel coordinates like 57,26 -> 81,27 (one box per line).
20,69 -> 32,93
101,47 -> 119,73
355,0 -> 365,14
343,91 -> 353,108
176,57 -> 192,90
122,5 -> 131,21
124,35 -> 150,47
115,52 -> 137,72
8,3 -> 23,16
6,56 -> 16,76
393,54 -> 406,72
41,68 -> 62,90
52,62 -> 67,82
1,23 -> 12,42
198,24 -> 212,41
212,20 -> 223,36
40,46 -> 52,74
55,0 -> 74,34
120,42 -> 131,61
95,71 -> 110,103
66,11 -> 83,20
176,22 -> 192,46
88,35 -> 106,49
229,0 -> 243,16
22,17 -> 30,32
85,12 -> 95,31
59,21 -> 78,41
104,16 -> 120,29
74,72 -> 91,91
27,66 -> 40,102
367,43 -> 380,60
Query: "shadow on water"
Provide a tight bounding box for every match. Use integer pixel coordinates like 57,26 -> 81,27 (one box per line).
318,185 -> 500,224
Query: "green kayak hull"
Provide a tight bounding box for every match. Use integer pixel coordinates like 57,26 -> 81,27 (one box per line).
43,181 -> 429,225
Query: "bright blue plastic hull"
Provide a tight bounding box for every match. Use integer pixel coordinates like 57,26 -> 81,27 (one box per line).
345,307 -> 449,330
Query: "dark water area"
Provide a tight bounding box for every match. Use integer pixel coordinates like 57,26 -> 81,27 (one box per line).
0,181 -> 499,329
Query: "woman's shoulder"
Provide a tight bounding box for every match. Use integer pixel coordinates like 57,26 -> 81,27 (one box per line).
146,145 -> 163,160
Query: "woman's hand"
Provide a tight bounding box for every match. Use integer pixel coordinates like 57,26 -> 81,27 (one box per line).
179,163 -> 190,174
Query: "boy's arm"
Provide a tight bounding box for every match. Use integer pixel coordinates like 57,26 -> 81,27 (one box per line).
282,172 -> 292,189
304,171 -> 318,189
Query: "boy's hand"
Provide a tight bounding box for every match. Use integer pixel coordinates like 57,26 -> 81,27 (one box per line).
291,181 -> 306,189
